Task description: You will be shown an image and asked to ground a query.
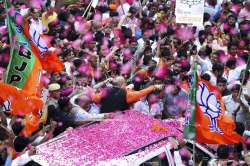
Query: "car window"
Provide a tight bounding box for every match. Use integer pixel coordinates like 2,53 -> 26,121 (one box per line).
185,142 -> 212,161
140,156 -> 169,166
140,143 -> 213,166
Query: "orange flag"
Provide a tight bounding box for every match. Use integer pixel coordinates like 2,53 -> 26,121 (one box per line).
5,0 -> 44,136
23,21 -> 64,73
22,113 -> 40,137
5,6 -> 43,96
195,79 -> 242,144
0,83 -> 43,116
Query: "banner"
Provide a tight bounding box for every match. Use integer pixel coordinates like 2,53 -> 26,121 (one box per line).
175,0 -> 205,26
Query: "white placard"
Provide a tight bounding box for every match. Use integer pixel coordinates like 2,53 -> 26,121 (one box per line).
91,0 -> 99,8
175,0 -> 205,26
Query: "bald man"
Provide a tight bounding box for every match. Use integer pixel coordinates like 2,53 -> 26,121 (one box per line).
92,76 -> 164,113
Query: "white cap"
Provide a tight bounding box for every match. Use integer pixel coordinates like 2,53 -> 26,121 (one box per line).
48,83 -> 61,92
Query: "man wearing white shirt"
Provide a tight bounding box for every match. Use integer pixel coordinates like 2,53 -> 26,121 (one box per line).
71,93 -> 107,124
204,0 -> 223,20
227,64 -> 246,84
134,97 -> 164,117
205,62 -> 224,86
223,84 -> 249,123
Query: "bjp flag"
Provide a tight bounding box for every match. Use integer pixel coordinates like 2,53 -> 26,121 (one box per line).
195,79 -> 242,144
23,20 -> 64,73
22,113 -> 40,137
184,64 -> 242,144
0,83 -> 43,116
5,0 -> 44,135
5,1 -> 43,96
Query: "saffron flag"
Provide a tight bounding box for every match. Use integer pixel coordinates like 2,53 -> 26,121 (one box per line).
22,113 -> 40,137
23,21 -> 64,73
4,0 -> 44,135
196,79 -> 242,144
0,83 -> 43,116
5,1 -> 43,96
184,65 -> 242,144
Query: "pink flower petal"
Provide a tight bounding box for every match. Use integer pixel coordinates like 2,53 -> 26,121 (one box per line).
239,40 -> 245,47
236,58 -> 246,67
121,63 -> 132,75
30,0 -> 42,9
41,35 -> 54,46
41,75 -> 50,85
7,7 -> 15,17
71,39 -> 82,50
156,23 -> 167,33
218,52 -> 228,64
102,37 -> 109,47
93,13 -> 102,22
0,26 -> 7,35
83,32 -> 93,42
122,48 -> 132,61
94,68 -> 102,79
230,28 -> 237,35
176,27 -> 194,41
15,14 -> 23,25
165,85 -> 175,93
78,64 -> 89,74
223,23 -> 229,30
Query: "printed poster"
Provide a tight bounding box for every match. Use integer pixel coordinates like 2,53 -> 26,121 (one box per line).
175,0 -> 205,26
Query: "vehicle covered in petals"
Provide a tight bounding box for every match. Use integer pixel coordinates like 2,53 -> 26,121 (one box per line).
31,111 -> 215,166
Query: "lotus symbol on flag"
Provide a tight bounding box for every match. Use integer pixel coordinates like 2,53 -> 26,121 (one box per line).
181,0 -> 202,7
197,82 -> 223,134
29,26 -> 49,53
2,100 -> 11,113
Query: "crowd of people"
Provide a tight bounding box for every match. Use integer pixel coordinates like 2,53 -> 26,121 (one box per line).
0,0 -> 250,165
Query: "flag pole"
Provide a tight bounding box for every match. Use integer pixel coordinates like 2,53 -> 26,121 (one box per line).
193,139 -> 195,165
192,54 -> 198,166
82,0 -> 94,18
